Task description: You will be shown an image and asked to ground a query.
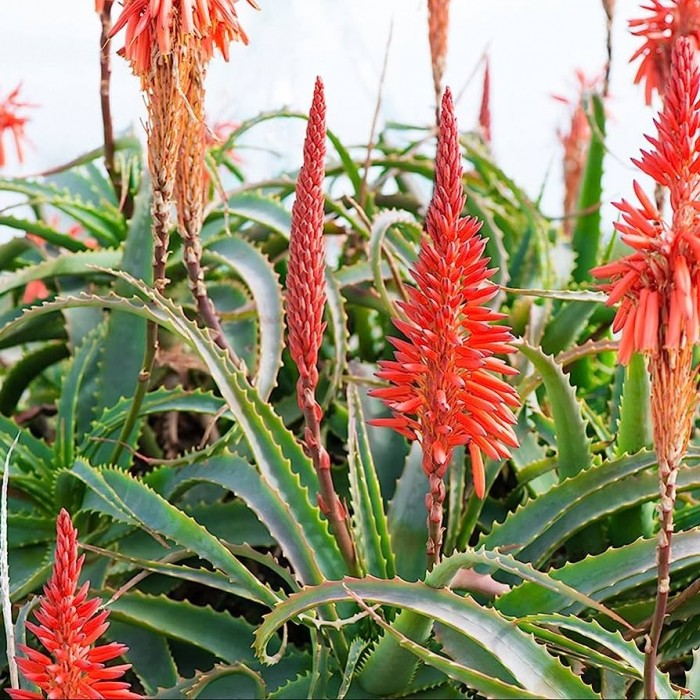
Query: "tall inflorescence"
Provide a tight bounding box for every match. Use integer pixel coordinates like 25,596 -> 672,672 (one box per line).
8,510 -> 139,700
630,0 -> 700,104
0,85 -> 33,170
286,78 -> 357,574
427,0 -> 450,120
371,88 -> 520,565
592,37 -> 700,698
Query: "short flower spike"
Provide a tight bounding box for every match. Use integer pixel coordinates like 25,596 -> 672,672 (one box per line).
370,88 -> 520,500
9,510 -> 139,700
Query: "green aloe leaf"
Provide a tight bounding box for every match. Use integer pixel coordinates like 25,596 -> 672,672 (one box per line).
481,449 -> 700,565
0,216 -> 89,252
254,577 -> 597,699
206,192 -> 292,239
517,341 -> 592,480
205,235 -> 284,399
70,459 -> 278,605
347,385 -> 394,578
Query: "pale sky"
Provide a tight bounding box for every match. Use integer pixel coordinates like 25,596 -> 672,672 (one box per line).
0,0 -> 658,226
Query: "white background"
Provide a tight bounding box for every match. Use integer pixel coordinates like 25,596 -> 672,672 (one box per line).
0,0 -> 661,225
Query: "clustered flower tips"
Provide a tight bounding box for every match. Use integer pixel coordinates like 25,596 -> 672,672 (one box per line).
629,0 -> 700,104
286,76 -> 328,407
111,0 -> 257,75
593,37 -> 700,364
9,509 -> 139,700
370,88 -> 520,500
0,84 -> 32,170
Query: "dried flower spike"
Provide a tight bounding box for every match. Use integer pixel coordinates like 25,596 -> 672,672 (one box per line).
0,85 -> 33,170
286,77 -> 357,574
370,88 -> 519,560
9,509 -> 139,700
629,0 -> 700,104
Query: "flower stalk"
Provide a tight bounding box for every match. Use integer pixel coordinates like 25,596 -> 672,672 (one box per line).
286,78 -> 358,575
371,88 -> 519,567
593,37 -> 700,698
427,0 -> 450,121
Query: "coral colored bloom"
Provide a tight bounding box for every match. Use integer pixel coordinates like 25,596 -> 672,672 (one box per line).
286,77 -> 327,402
593,38 -> 700,363
111,0 -> 256,75
428,0 -> 450,105
8,510 -> 139,700
478,57 -> 491,144
370,88 -> 519,500
629,0 -> 700,104
554,70 -> 604,233
0,85 -> 33,169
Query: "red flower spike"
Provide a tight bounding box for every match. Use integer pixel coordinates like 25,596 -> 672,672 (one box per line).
286,76 -> 327,405
111,0 -> 257,75
0,85 -> 33,170
593,38 -> 700,363
370,88 -> 520,501
478,57 -> 492,145
629,0 -> 700,104
8,510 -> 140,700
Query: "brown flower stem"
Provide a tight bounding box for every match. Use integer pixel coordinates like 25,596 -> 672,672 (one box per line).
426,473 -> 445,569
602,0 -> 614,98
300,383 -> 359,576
176,52 -> 245,366
98,1 -> 117,186
643,457 -> 679,699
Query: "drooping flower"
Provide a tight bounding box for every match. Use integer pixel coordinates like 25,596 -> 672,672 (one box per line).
554,70 -> 604,234
9,509 -> 139,700
592,38 -> 700,364
111,0 -> 256,76
629,0 -> 700,104
370,88 -> 519,504
0,85 -> 33,170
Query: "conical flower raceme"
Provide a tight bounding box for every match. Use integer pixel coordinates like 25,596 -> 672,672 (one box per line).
111,0 -> 257,75
630,0 -> 700,104
0,84 -> 33,170
370,88 -> 520,499
593,38 -> 700,364
8,510 -> 139,700
478,57 -> 491,144
286,76 -> 328,408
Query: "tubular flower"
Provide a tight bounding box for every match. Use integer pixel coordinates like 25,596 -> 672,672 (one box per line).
111,0 -> 257,75
592,38 -> 700,365
9,509 -> 139,700
0,85 -> 32,170
629,0 -> 700,104
370,88 -> 520,501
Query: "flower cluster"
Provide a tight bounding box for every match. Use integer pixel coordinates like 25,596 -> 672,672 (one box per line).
630,0 -> 700,104
111,0 -> 257,75
0,85 -> 32,170
9,510 -> 139,700
371,88 -> 519,499
593,37 -> 700,363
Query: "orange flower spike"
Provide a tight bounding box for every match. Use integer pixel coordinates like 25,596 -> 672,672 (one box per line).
629,0 -> 700,104
9,510 -> 139,700
0,85 -> 33,170
370,88 -> 520,506
593,38 -> 700,360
